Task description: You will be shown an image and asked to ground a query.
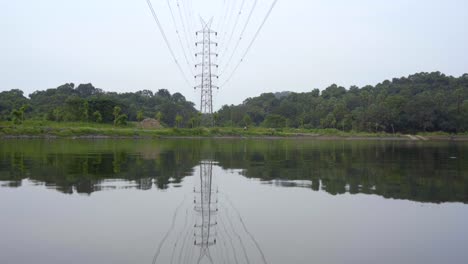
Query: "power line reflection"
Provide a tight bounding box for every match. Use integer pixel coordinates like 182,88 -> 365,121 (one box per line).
152,161 -> 268,264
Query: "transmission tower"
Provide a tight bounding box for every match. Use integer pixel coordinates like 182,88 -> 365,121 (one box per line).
195,19 -> 219,124
193,160 -> 218,263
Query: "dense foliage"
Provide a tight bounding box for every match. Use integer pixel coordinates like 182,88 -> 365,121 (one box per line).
1,72 -> 467,132
0,83 -> 197,127
217,72 -> 468,133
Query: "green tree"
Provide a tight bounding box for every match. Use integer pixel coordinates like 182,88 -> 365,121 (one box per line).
242,114 -> 252,127
213,113 -> 219,126
197,112 -> 202,127
83,101 -> 89,122
155,111 -> 163,122
0,89 -> 28,120
262,114 -> 287,128
113,106 -> 121,126
137,110 -> 144,122
321,113 -> 337,129
115,114 -> 128,126
189,117 -> 196,128
93,111 -> 103,123
11,109 -> 22,124
53,108 -> 62,122
19,104 -> 29,122
175,114 -> 183,128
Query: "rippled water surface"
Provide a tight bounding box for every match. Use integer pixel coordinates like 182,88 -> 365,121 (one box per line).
1,139 -> 467,264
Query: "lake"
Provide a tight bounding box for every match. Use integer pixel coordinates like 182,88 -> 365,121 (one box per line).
0,139 -> 467,264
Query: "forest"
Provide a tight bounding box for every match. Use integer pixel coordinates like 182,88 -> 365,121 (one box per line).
0,72 -> 467,133
0,83 -> 197,127
217,72 -> 468,133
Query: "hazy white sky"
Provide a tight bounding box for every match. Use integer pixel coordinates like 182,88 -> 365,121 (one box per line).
1,0 -> 468,110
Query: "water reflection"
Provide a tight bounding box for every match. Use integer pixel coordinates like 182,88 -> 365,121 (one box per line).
0,139 -> 467,203
151,161 -> 268,263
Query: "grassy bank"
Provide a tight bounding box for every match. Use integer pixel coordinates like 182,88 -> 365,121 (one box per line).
0,120 -> 408,139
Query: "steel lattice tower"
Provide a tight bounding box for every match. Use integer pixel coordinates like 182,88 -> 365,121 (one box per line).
195,19 -> 218,120
194,160 -> 218,263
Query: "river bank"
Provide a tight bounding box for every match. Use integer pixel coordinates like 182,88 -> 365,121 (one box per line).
1,121 -> 467,141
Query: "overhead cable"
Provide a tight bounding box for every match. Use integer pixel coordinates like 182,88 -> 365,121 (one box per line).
219,0 -> 258,75
218,0 -> 238,54
145,0 -> 192,87
220,0 -> 279,87
176,0 -> 196,63
218,0 -> 246,65
165,0 -> 195,75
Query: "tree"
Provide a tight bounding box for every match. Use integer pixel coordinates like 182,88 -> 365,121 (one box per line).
0,72 -> 466,133
88,98 -> 119,123
93,111 -> 103,123
113,106 -> 121,126
175,114 -> 183,128
197,112 -> 202,127
0,89 -> 28,120
19,105 -> 28,122
322,84 -> 346,99
156,89 -> 171,99
155,111 -> 163,122
262,114 -> 287,128
137,110 -> 144,122
75,83 -> 100,97
53,108 -> 62,122
189,117 -> 196,128
83,101 -> 89,122
11,109 -> 22,124
311,89 -> 320,97
321,113 -> 337,129
242,114 -> 252,127
213,113 -> 219,126
1,83 -> 197,124
115,114 -> 128,126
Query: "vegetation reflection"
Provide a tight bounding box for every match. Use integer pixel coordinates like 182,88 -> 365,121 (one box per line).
0,139 -> 466,203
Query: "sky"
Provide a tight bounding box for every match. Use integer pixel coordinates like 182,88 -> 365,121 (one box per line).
1,0 -> 468,110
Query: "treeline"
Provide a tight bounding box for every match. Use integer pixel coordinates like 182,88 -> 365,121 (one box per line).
217,72 -> 468,133
1,72 -> 467,132
0,83 -> 197,127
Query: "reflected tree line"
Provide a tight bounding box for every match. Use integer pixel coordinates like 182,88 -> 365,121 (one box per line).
0,140 -> 202,194
0,139 -> 467,203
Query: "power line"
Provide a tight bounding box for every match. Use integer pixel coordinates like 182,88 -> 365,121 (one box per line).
218,0 -> 246,66
219,0 -> 258,76
218,0 -> 238,55
213,0 -> 230,32
183,0 -> 198,61
220,0 -> 279,87
165,0 -> 195,75
225,194 -> 268,264
183,0 -> 197,49
176,0 -> 196,64
215,0 -> 231,36
152,195 -> 187,264
145,0 -> 192,87
212,0 -> 231,69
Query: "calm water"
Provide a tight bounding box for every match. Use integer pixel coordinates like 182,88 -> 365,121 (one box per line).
0,139 -> 467,264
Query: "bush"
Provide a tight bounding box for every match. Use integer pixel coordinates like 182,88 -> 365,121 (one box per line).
115,114 -> 128,126
262,115 -> 287,128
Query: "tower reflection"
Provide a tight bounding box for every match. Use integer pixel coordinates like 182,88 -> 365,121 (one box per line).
193,161 -> 218,263
152,161 -> 268,264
